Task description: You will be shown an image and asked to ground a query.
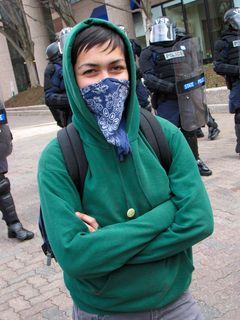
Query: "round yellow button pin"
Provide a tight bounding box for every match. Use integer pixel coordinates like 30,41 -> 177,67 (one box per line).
127,208 -> 135,218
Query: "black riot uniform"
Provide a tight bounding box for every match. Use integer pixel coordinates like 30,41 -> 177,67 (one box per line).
0,100 -> 34,240
130,39 -> 151,110
44,42 -> 72,127
140,19 -> 212,176
213,8 -> 240,154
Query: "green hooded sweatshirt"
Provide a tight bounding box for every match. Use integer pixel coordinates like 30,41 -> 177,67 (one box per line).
38,18 -> 214,315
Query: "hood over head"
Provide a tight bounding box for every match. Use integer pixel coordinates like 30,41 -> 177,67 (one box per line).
63,18 -> 139,145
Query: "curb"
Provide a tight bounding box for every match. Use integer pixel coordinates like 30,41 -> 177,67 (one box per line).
6,105 -> 51,116
6,86 -> 229,115
6,104 -> 228,116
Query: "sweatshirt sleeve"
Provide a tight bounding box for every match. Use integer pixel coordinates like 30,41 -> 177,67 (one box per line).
38,140 -> 177,280
127,121 -> 214,264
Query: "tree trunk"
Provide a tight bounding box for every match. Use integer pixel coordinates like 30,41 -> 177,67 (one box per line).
141,0 -> 152,46
25,59 -> 39,87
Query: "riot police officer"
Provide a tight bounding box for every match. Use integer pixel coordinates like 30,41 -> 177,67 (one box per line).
0,96 -> 34,240
118,25 -> 151,110
213,7 -> 240,155
140,17 -> 212,176
44,40 -> 72,127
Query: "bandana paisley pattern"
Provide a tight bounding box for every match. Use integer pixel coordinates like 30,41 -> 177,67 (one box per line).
80,78 -> 131,160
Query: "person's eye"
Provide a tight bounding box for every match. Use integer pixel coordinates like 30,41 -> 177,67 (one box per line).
112,65 -> 126,72
82,69 -> 97,75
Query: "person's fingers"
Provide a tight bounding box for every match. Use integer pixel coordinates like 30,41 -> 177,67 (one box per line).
75,212 -> 99,230
83,222 -> 95,233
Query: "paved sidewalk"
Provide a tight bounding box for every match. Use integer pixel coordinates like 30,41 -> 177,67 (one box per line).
0,111 -> 239,320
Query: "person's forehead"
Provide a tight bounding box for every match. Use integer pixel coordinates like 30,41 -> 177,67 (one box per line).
76,45 -> 125,66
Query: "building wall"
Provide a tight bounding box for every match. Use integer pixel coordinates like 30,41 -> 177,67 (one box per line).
106,0 -> 136,38
0,33 -> 17,101
72,0 -> 100,24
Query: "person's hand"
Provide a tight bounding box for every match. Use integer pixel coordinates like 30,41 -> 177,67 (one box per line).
75,212 -> 99,232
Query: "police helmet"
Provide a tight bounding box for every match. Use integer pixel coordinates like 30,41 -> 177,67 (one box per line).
59,27 -> 72,54
224,8 -> 240,30
46,42 -> 60,60
150,17 -> 176,44
117,25 -> 128,36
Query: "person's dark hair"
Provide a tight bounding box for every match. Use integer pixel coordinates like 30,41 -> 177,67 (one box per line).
72,25 -> 127,65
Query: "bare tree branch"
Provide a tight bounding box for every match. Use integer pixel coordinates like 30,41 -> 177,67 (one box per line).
0,0 -> 39,86
48,0 -> 77,26
0,26 -> 25,58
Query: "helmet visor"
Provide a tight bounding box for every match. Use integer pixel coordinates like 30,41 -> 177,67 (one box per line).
231,14 -> 240,30
150,23 -> 175,43
59,28 -> 72,54
59,34 -> 69,54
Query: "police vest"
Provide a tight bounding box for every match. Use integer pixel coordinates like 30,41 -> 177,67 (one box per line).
149,40 -> 187,84
221,33 -> 240,66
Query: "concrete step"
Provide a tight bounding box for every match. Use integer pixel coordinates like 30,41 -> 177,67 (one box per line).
206,86 -> 228,113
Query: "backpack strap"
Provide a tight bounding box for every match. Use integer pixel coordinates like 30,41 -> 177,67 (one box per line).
57,123 -> 88,197
140,109 -> 172,174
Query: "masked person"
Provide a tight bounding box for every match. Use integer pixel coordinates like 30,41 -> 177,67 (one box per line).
44,34 -> 72,128
38,19 -> 213,319
213,8 -> 240,155
0,96 -> 34,241
140,18 -> 212,176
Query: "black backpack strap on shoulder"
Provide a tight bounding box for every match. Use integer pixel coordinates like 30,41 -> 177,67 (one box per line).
57,123 -> 88,198
140,109 -> 172,174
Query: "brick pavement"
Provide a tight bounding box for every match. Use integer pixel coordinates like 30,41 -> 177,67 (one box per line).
0,112 -> 239,320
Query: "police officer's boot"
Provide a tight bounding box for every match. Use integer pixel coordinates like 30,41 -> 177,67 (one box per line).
196,128 -> 204,138
197,159 -> 212,176
235,123 -> 240,154
208,126 -> 220,140
207,112 -> 220,140
0,175 -> 34,241
8,222 -> 34,241
182,130 -> 212,176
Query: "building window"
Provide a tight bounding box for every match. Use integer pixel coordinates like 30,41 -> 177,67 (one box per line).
162,0 -> 184,28
183,0 -> 211,59
206,0 -> 232,55
133,12 -> 146,47
152,5 -> 163,21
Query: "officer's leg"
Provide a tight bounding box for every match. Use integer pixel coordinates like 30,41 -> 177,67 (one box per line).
196,127 -> 204,138
207,108 -> 220,140
181,130 -> 212,176
157,99 -> 180,127
235,108 -> 240,154
0,173 -> 34,240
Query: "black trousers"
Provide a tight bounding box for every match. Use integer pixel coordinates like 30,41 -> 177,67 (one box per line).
0,173 -> 20,226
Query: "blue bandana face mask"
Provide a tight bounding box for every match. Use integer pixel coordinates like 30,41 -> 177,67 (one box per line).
80,78 -> 131,161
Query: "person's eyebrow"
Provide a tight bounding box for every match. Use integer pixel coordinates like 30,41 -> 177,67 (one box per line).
77,59 -> 126,70
77,63 -> 98,70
